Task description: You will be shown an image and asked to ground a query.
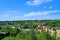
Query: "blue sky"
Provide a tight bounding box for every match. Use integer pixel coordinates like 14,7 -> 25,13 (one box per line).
0,0 -> 60,21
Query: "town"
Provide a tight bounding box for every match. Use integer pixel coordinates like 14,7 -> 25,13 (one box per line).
0,20 -> 60,40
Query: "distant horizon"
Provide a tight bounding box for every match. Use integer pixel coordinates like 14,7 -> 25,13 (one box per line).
0,19 -> 60,21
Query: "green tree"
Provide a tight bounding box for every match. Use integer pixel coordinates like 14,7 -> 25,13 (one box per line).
16,30 -> 27,40
2,36 -> 15,40
10,27 -> 20,36
4,27 -> 10,33
26,23 -> 37,40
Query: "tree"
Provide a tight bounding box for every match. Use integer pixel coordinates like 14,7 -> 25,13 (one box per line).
0,27 -> 2,30
16,30 -> 27,40
10,27 -> 20,36
4,26 -> 10,33
26,23 -> 37,40
2,36 -> 15,40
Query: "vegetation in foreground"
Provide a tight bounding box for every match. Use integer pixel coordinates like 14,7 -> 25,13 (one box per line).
1,28 -> 60,40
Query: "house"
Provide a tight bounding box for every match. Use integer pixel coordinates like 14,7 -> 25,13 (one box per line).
23,29 -> 30,32
9,25 -> 16,28
48,27 -> 60,37
34,23 -> 60,37
34,23 -> 48,33
1,25 -> 6,31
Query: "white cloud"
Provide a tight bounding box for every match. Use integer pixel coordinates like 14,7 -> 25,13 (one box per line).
26,0 -> 53,6
0,10 -> 60,21
23,10 -> 60,17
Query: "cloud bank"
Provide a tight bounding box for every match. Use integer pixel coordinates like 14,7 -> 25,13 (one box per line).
23,10 -> 60,17
0,10 -> 60,21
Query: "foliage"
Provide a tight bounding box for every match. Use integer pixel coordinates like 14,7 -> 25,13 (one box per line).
10,27 -> 20,36
2,36 -> 15,40
4,27 -> 10,33
44,20 -> 60,27
0,27 -> 2,30
36,30 -> 57,40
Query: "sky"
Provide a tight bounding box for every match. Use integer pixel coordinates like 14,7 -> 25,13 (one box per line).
0,0 -> 60,21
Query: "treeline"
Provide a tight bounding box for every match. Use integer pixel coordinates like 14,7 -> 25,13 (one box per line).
43,20 -> 60,27
0,20 -> 60,28
0,20 -> 38,29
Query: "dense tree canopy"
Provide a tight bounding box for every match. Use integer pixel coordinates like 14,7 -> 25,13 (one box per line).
43,20 -> 60,27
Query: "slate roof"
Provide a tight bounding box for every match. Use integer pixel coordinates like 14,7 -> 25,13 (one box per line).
52,27 -> 60,30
